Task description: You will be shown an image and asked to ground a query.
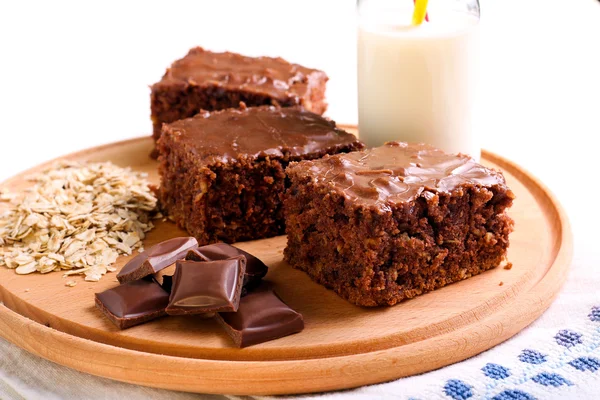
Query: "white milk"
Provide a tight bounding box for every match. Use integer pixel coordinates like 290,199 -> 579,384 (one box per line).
357,12 -> 480,159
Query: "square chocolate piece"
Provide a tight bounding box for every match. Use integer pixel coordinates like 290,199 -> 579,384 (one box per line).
95,279 -> 169,329
157,105 -> 363,245
151,47 -> 328,145
216,284 -> 304,348
165,256 -> 246,315
117,237 -> 198,283
186,243 -> 268,288
284,142 -> 515,307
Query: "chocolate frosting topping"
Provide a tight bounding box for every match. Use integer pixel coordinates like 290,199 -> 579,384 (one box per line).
164,106 -> 363,164
154,47 -> 326,101
295,142 -> 507,208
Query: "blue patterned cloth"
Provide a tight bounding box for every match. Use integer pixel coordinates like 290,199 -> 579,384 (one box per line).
265,302 -> 600,400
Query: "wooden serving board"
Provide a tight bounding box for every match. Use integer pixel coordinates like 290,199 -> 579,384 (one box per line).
0,127 -> 572,395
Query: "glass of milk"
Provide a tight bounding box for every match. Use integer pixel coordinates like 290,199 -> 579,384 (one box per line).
357,0 -> 481,159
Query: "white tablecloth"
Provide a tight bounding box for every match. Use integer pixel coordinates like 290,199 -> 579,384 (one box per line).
1,0 -> 599,398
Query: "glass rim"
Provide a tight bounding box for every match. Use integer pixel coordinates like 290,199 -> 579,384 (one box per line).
357,0 -> 480,19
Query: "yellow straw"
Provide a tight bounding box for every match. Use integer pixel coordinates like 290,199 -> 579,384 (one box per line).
411,0 -> 429,26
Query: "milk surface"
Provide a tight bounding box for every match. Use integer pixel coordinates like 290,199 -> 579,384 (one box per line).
358,12 -> 480,159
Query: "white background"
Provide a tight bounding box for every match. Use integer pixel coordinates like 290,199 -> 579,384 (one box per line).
1,0 -> 599,192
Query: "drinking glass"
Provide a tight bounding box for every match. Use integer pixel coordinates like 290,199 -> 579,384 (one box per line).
357,0 -> 481,159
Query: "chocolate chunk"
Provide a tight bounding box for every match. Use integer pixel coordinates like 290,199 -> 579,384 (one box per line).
117,237 -> 198,283
95,280 -> 169,329
216,284 -> 304,347
186,243 -> 268,289
165,257 -> 246,315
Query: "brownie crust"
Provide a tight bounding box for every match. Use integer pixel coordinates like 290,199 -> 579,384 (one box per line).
284,142 -> 515,307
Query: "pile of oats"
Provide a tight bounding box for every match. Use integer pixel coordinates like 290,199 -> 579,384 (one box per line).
0,161 -> 158,282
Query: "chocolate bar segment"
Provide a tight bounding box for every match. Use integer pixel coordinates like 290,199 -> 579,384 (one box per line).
95,279 -> 169,329
117,237 -> 198,283
216,284 -> 304,347
166,257 -> 246,315
186,243 -> 268,288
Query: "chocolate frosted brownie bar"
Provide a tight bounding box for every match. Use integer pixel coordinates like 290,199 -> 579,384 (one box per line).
157,106 -> 363,245
284,142 -> 515,307
151,47 -> 328,144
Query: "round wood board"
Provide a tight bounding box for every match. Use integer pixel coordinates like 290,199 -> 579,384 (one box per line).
0,127 -> 572,395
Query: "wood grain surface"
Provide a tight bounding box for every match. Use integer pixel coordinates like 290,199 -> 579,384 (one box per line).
0,128 -> 572,395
